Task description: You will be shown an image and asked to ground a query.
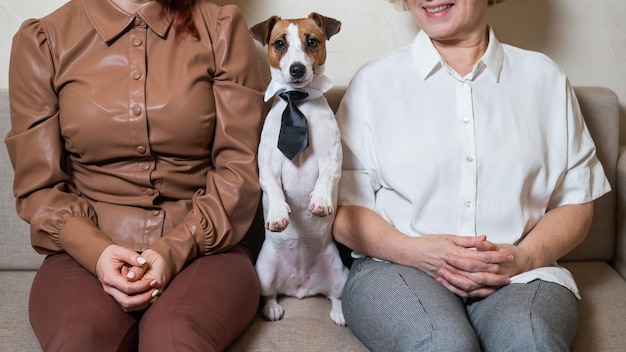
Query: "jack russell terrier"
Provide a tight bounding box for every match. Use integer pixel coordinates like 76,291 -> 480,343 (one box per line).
250,13 -> 348,326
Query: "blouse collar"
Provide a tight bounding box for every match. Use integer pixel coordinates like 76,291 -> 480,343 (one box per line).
83,0 -> 172,43
411,26 -> 504,83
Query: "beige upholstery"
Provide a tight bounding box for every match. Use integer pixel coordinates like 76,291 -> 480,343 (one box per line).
1,87 -> 625,351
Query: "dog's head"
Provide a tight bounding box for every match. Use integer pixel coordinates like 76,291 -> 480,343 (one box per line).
251,13 -> 341,89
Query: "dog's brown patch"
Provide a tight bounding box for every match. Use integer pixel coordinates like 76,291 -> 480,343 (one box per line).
250,13 -> 341,70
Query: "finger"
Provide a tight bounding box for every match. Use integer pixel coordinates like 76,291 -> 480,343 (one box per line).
125,263 -> 148,281
466,286 -> 500,298
439,267 -> 510,293
473,238 -> 498,251
105,245 -> 147,267
438,276 -> 500,299
103,271 -> 154,295
103,285 -> 154,312
443,253 -> 500,273
436,276 -> 470,298
453,234 -> 487,249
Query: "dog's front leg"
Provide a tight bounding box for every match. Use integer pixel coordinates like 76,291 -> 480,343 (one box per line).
260,164 -> 291,231
309,147 -> 341,217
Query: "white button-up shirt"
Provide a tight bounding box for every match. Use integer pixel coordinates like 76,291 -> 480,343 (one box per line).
336,28 -> 611,297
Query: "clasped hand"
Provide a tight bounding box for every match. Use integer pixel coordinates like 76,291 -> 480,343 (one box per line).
96,245 -> 171,312
416,235 -> 523,299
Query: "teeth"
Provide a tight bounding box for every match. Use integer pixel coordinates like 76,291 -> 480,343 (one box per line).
425,5 -> 452,13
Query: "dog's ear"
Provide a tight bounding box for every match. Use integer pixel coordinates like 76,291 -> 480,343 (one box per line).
308,13 -> 342,41
250,16 -> 281,46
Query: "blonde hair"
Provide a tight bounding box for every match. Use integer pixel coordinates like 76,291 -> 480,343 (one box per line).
389,0 -> 506,10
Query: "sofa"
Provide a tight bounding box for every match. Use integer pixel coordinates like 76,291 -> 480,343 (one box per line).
1,86 -> 625,352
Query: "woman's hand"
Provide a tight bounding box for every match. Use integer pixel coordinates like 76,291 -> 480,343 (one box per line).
96,245 -> 171,312
96,244 -> 155,311
125,249 -> 172,302
435,237 -> 520,298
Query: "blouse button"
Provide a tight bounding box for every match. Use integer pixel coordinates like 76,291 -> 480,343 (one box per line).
465,201 -> 472,208
466,156 -> 474,163
133,39 -> 143,47
462,117 -> 470,124
131,71 -> 142,80
132,106 -> 142,116
136,146 -> 146,154
145,188 -> 155,196
151,209 -> 161,216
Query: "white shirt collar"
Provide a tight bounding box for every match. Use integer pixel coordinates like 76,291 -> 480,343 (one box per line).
264,74 -> 334,102
411,27 -> 504,82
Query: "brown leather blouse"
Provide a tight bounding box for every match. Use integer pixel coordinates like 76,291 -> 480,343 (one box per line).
5,0 -> 265,276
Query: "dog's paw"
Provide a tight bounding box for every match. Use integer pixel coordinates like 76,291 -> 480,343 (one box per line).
329,297 -> 346,326
309,193 -> 334,217
262,301 -> 285,321
265,204 -> 291,232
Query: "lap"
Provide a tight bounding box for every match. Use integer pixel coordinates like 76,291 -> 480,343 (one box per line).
30,244 -> 259,352
140,244 -> 260,351
342,257 -> 479,352
467,280 -> 578,352
343,258 -> 578,352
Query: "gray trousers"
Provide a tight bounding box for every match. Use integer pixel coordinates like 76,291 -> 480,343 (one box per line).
342,257 -> 578,352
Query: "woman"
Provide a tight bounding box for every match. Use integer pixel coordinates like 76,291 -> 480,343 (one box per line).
6,0 -> 264,350
333,0 -> 611,351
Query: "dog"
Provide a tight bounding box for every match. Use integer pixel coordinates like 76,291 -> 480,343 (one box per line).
250,13 -> 349,326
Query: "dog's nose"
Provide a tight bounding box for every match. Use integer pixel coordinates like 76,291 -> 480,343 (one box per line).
290,63 -> 306,79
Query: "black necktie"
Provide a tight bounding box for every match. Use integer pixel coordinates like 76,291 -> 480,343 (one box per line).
278,91 -> 309,160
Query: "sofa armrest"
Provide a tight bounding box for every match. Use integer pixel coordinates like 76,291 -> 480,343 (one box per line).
614,145 -> 626,278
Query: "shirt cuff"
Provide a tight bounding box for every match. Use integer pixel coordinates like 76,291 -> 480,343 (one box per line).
58,216 -> 114,275
338,170 -> 377,208
549,159 -> 611,208
147,224 -> 199,276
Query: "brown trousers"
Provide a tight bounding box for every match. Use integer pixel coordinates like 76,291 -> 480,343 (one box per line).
29,244 -> 260,352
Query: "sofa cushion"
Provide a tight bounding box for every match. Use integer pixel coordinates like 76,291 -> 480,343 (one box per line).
0,271 -> 39,351
563,261 -> 626,351
562,87 -> 619,262
227,296 -> 368,352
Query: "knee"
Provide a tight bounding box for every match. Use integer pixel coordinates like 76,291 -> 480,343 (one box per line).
491,317 -> 575,352
483,319 -> 575,352
39,316 -> 137,352
380,327 -> 479,352
426,328 -> 480,352
140,310 -> 218,351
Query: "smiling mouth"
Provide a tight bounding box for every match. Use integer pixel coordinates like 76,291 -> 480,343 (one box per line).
425,4 -> 454,14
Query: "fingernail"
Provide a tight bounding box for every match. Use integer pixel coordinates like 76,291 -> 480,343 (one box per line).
150,279 -> 158,287
137,257 -> 147,265
151,289 -> 160,298
126,271 -> 136,280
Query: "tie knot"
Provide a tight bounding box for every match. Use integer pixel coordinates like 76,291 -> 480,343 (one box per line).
279,90 -> 309,103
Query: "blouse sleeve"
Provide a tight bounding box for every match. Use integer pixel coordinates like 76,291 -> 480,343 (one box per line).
336,72 -> 381,209
547,81 -> 611,209
5,19 -> 113,273
147,5 -> 265,275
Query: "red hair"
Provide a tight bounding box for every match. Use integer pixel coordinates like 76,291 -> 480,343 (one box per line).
158,0 -> 200,40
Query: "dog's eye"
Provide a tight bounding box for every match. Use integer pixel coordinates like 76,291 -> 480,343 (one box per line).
306,37 -> 319,49
273,38 -> 286,51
